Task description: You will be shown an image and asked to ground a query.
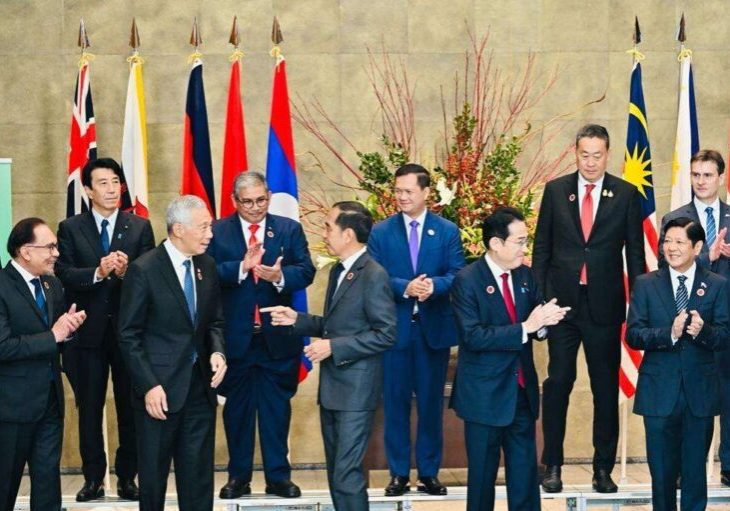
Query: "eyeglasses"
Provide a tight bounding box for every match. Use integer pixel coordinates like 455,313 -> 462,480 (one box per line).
234,196 -> 269,209
26,243 -> 59,254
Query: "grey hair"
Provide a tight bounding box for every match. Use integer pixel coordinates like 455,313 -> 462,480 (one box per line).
166,195 -> 208,234
233,171 -> 268,197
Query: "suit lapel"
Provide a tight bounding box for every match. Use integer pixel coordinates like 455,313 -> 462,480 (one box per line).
654,268 -> 678,319
262,215 -> 281,267
566,172 -> 584,241
512,267 -> 531,321
476,258 -> 512,325
80,212 -> 105,259
156,246 -> 195,327
393,214 -> 413,276
589,175 -> 614,242
687,266 -> 708,311
4,263 -> 48,324
41,276 -> 55,323
109,211 -> 130,253
328,253 -> 366,314
415,212 -> 435,274
192,255 -> 208,326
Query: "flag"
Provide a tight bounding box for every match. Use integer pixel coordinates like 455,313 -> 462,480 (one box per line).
0,159 -> 12,265
66,61 -> 97,218
220,57 -> 248,217
120,57 -> 150,218
620,61 -> 658,401
669,49 -> 700,210
266,53 -> 310,381
181,59 -> 216,217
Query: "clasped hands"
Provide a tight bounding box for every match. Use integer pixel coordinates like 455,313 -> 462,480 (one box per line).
242,243 -> 283,283
522,298 -> 571,334
672,309 -> 704,340
97,251 -> 129,279
405,274 -> 434,302
260,306 -> 332,363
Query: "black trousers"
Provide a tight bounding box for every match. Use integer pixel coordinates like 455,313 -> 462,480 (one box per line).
541,287 -> 622,471
65,325 -> 136,482
0,384 -> 63,511
135,366 -> 216,511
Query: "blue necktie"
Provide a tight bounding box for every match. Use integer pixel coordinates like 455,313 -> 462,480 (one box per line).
706,207 -> 716,248
100,218 -> 110,254
182,260 -> 196,322
31,278 -> 48,325
676,275 -> 689,313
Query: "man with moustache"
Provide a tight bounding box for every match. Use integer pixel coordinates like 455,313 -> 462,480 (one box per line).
0,218 -> 87,511
56,157 -> 155,501
533,124 -> 644,493
207,171 -> 315,499
263,201 -> 396,511
627,217 -> 728,510
658,150 -> 730,487
118,195 -> 227,511
367,163 -> 465,496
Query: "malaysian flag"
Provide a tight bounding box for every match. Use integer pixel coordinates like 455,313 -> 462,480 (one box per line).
66,59 -> 97,218
620,58 -> 658,401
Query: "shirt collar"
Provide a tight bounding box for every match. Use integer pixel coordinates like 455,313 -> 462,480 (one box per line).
238,215 -> 267,237
91,207 -> 119,229
484,252 -> 511,282
402,209 -> 428,230
11,259 -> 39,283
340,246 -> 367,273
669,262 -> 697,285
577,173 -> 604,191
693,197 -> 720,215
163,239 -> 193,269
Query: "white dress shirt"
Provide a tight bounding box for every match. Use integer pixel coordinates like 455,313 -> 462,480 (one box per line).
484,253 -> 529,344
669,262 -> 697,344
693,197 -> 720,237
334,246 -> 367,294
11,259 -> 45,300
577,173 -> 604,221
164,239 -> 196,308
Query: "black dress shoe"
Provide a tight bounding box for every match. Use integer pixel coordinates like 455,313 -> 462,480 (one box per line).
265,479 -> 301,498
417,476 -> 447,495
117,479 -> 139,501
541,465 -> 563,493
384,476 -> 410,496
219,478 -> 251,499
721,471 -> 730,487
592,469 -> 618,493
76,481 -> 104,502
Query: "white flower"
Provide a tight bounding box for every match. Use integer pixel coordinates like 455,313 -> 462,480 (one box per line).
436,178 -> 457,206
315,254 -> 339,270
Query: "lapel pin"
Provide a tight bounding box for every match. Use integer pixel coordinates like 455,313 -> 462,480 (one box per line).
267,230 -> 274,238
196,268 -> 203,281
117,233 -> 123,239
701,282 -> 707,288
486,285 -> 495,294
569,194 -> 576,202
697,288 -> 705,297
608,190 -> 614,198
43,281 -> 50,290
346,272 -> 354,280
427,229 -> 435,236
602,189 -> 608,197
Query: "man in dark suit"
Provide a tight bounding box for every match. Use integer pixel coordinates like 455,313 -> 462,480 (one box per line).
627,217 -> 729,511
0,217 -> 86,511
118,195 -> 227,511
658,150 -> 730,487
451,207 -> 569,511
55,157 -> 155,502
533,124 -> 644,493
264,201 -> 396,511
368,164 -> 465,496
207,171 -> 315,499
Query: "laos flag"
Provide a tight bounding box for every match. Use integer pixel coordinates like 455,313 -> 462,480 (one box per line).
266,54 -> 311,381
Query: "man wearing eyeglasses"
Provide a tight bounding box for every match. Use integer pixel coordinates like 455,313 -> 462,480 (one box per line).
207,171 -> 315,499
55,158 -> 155,502
0,217 -> 87,511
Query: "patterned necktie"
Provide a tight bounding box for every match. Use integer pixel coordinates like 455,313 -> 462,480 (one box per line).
706,206 -> 716,247
100,218 -> 110,254
31,278 -> 48,325
248,224 -> 262,327
580,184 -> 596,284
500,272 -> 525,388
408,220 -> 419,273
326,263 -> 345,309
676,275 -> 689,313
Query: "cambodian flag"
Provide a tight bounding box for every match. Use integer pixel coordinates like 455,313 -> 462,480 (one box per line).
266,54 -> 311,381
181,59 -> 216,218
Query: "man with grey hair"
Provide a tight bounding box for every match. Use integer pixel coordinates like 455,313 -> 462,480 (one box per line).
119,195 -> 227,511
207,171 -> 315,498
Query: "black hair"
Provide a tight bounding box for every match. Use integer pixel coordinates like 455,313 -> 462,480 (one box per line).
691,149 -> 726,176
482,207 -> 525,246
7,217 -> 46,258
332,201 -> 373,243
394,163 -> 430,189
81,157 -> 123,188
664,216 -> 705,247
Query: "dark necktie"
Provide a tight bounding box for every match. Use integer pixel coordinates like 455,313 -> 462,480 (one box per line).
580,184 -> 595,284
676,275 -> 689,312
706,207 -> 716,247
326,263 -> 345,309
31,278 -> 48,325
100,218 -> 110,254
500,272 -> 525,388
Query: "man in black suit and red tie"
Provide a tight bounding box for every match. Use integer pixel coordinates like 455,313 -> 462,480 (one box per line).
56,157 -> 155,502
451,207 -> 569,511
533,124 -> 645,493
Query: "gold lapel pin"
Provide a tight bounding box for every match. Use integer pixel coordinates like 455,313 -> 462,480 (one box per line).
196,268 -> 203,281
43,281 -> 50,290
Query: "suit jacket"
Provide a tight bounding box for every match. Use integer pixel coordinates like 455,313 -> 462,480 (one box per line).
450,260 -> 542,427
0,264 -> 65,422
368,211 -> 465,350
55,210 -> 155,347
532,171 -> 645,325
627,266 -> 729,418
118,244 -> 226,413
293,252 -> 396,411
207,213 -> 315,360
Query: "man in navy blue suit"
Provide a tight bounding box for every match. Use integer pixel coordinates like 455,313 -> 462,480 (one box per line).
451,207 -> 569,511
627,217 -> 729,511
207,171 -> 315,499
368,164 -> 465,496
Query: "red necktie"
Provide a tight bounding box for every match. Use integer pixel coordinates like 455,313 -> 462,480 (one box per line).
580,184 -> 595,284
500,272 -> 525,388
249,224 -> 262,327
